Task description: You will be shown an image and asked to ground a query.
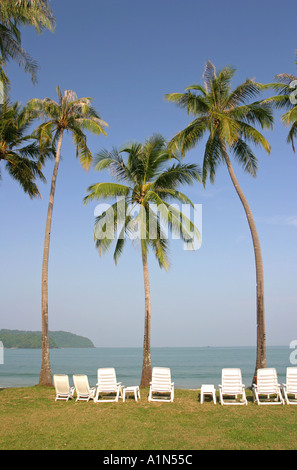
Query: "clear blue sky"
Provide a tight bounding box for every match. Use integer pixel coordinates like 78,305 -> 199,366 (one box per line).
0,0 -> 296,348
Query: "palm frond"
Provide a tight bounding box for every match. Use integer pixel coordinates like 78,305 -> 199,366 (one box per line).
5,151 -> 45,198
168,117 -> 208,156
0,100 -> 48,197
165,89 -> 209,116
267,56 -> 297,150
237,121 -> 271,153
225,79 -> 262,108
231,138 -> 258,177
281,106 -> 297,126
75,117 -> 108,137
142,134 -> 168,181
152,162 -> 201,190
146,207 -> 170,270
228,102 -> 274,129
287,120 -> 297,152
202,60 -> 216,94
150,188 -> 195,206
202,134 -> 223,185
0,23 -> 39,83
94,147 -> 130,182
275,73 -> 297,86
84,182 -> 130,205
1,0 -> 55,33
93,199 -> 127,257
262,93 -> 293,110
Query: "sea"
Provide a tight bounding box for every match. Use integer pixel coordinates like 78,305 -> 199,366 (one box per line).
0,346 -> 294,390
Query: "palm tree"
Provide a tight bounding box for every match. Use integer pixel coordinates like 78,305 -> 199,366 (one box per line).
0,0 -> 55,87
27,86 -> 108,386
0,99 -> 51,197
264,53 -> 297,151
165,62 -> 274,383
84,134 -> 201,387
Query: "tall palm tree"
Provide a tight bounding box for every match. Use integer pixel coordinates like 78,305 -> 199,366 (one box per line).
0,99 -> 51,197
0,0 -> 55,87
165,62 -> 274,383
27,86 -> 108,385
84,134 -> 201,387
264,53 -> 297,151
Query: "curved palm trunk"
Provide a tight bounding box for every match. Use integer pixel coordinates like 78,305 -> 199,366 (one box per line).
39,130 -> 63,386
224,151 -> 266,384
140,242 -> 152,387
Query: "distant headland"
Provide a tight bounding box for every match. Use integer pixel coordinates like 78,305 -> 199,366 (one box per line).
0,329 -> 95,349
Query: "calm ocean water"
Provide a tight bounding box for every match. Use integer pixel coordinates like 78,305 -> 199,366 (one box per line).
0,346 -> 292,389
0,346 -> 293,389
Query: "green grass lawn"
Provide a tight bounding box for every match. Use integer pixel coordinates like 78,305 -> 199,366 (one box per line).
0,386 -> 297,450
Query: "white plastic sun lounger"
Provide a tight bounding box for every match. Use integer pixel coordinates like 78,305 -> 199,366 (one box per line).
253,368 -> 284,405
218,368 -> 247,405
73,374 -> 96,402
148,367 -> 174,402
282,367 -> 297,405
53,374 -> 75,401
95,368 -> 123,403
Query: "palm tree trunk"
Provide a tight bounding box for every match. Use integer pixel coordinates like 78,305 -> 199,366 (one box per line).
224,151 -> 266,384
140,242 -> 152,387
39,130 -> 63,386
